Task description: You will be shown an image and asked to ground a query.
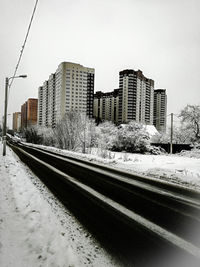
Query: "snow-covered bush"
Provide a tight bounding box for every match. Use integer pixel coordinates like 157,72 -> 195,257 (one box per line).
178,148 -> 200,158
23,126 -> 43,144
146,145 -> 166,155
37,126 -> 54,146
23,126 -> 55,145
112,121 -> 151,153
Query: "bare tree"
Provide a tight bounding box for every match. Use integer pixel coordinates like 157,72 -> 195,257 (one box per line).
152,125 -> 193,144
53,111 -> 96,152
77,113 -> 96,153
53,111 -> 80,150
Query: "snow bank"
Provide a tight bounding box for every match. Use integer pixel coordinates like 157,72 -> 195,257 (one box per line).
178,149 -> 200,159
23,142 -> 200,191
0,144 -> 118,267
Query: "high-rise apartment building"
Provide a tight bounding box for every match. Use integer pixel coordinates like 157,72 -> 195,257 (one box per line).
21,98 -> 38,129
48,73 -> 56,126
38,74 -> 56,128
21,101 -> 27,129
38,62 -> 94,127
118,69 -> 154,125
93,89 -> 119,124
153,89 -> 167,132
38,86 -> 43,126
12,112 -> 21,132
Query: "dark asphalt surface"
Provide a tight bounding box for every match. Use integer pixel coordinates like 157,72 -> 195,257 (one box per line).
9,141 -> 200,267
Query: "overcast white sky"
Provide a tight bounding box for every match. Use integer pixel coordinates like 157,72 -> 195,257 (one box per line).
0,0 -> 199,128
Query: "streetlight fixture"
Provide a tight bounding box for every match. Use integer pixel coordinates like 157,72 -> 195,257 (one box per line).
2,75 -> 27,156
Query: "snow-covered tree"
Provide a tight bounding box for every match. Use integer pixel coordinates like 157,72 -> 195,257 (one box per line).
23,126 -> 43,144
53,111 -> 81,150
151,125 -> 193,144
37,126 -> 54,146
77,113 -> 96,153
96,121 -> 118,149
151,131 -> 170,143
53,111 -> 96,152
114,121 -> 150,153
95,121 -> 118,157
179,104 -> 200,143
173,125 -> 193,144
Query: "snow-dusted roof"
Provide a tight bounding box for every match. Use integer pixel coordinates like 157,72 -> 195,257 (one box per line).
120,123 -> 158,137
145,125 -> 158,137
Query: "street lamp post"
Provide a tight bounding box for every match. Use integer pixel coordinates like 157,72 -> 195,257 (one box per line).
2,75 -> 27,156
1,114 -> 11,144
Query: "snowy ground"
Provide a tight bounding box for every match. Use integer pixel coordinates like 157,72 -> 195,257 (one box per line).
0,144 -> 118,267
1,142 -> 200,267
110,151 -> 200,191
25,143 -> 200,191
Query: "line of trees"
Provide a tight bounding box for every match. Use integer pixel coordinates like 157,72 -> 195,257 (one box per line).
23,104 -> 200,155
23,111 -> 156,155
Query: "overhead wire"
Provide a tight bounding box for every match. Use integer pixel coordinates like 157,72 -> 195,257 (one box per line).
8,0 -> 39,97
153,113 -> 171,121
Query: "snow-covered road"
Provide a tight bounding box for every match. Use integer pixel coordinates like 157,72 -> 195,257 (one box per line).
1,142 -> 200,266
0,145 -> 117,267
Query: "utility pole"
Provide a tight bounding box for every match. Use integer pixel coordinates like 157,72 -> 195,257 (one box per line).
2,78 -> 9,156
170,113 -> 173,154
2,75 -> 27,156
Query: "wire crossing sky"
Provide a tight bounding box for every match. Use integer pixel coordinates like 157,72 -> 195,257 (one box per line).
8,0 -> 39,95
0,0 -> 199,128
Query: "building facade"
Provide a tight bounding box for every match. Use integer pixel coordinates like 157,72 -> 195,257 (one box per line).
38,62 -> 95,127
21,101 -> 27,129
93,69 -> 168,130
38,86 -> 43,126
153,89 -> 167,132
21,98 -> 38,129
12,112 -> 21,132
118,69 -> 154,124
93,89 -> 119,124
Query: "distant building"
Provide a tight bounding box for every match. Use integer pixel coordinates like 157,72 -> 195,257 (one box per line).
153,89 -> 167,132
21,101 -> 27,129
38,73 -> 56,128
38,62 -> 95,128
93,89 -> 119,124
118,69 -> 154,125
38,86 -> 43,127
21,98 -> 38,129
12,112 -> 21,132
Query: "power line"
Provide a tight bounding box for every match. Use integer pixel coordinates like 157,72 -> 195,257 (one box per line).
8,0 -> 39,95
173,113 -> 180,118
153,113 -> 171,121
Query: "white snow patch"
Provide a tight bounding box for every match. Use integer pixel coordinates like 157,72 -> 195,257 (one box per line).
179,149 -> 200,159
144,125 -> 158,138
23,142 -> 200,191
